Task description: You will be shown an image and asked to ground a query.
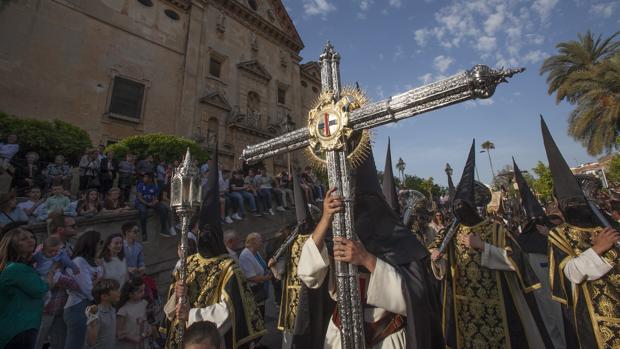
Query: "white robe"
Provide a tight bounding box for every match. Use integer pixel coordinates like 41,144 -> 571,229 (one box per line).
528,253 -> 567,349
297,238 -> 407,349
562,247 -> 613,283
164,293 -> 231,343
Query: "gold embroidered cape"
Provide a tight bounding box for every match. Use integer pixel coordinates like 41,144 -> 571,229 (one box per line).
165,254 -> 266,348
548,224 -> 620,349
276,234 -> 333,349
430,219 -> 548,349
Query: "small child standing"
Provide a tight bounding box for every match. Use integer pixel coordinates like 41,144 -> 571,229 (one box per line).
44,184 -> 71,216
33,236 -> 80,278
86,278 -> 121,349
117,277 -> 150,349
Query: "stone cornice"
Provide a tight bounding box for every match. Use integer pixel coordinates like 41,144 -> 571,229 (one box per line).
228,122 -> 274,139
206,0 -> 304,53
163,0 -> 191,11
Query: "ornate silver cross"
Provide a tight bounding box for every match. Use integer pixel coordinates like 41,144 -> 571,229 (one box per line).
242,42 -> 523,349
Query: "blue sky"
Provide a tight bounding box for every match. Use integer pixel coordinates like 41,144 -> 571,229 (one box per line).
282,0 -> 619,186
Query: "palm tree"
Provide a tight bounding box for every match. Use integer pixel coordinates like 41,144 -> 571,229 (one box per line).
540,30 -> 620,104
396,157 -> 406,183
481,141 -> 496,180
565,52 -> 620,155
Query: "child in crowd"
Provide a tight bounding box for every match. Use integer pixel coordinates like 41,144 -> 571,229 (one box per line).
117,277 -> 150,349
44,184 -> 71,216
183,321 -> 222,349
122,221 -> 146,277
78,189 -> 102,217
86,278 -> 121,349
33,235 -> 80,278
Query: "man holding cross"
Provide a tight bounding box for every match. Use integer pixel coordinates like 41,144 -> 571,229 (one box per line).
297,148 -> 444,349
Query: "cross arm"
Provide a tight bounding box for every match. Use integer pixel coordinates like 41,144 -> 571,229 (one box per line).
349,65 -> 524,130
240,127 -> 311,164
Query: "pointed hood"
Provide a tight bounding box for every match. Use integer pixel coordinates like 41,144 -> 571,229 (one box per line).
540,115 -> 599,228
354,147 -> 383,197
292,168 -> 315,233
354,146 -> 428,265
197,142 -> 227,258
453,140 -> 477,209
540,115 -> 588,205
512,157 -> 546,220
382,138 -> 401,215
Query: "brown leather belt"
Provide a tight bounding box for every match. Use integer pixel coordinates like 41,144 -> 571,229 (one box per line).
332,307 -> 406,346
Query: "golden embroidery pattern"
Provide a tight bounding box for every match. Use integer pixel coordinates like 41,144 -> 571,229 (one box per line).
277,234 -> 309,331
550,225 -> 620,349
452,220 -> 508,348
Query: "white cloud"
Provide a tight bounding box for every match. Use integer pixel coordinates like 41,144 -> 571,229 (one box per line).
303,0 -> 336,16
359,0 -> 371,11
433,55 -> 454,73
484,11 -> 504,35
389,0 -> 402,8
523,50 -> 547,64
478,98 -> 494,106
532,0 -> 558,20
418,73 -> 433,85
378,53 -> 384,61
414,28 -> 430,46
476,36 -> 497,52
590,2 -> 618,18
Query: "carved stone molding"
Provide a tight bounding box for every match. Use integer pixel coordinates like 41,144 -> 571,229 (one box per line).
199,91 -> 232,111
237,60 -> 272,82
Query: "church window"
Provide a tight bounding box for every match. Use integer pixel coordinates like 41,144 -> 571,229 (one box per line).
248,91 -> 260,114
301,80 -> 308,88
108,76 -> 145,121
164,9 -> 180,20
247,0 -> 258,11
277,87 -> 286,105
137,0 -> 153,7
209,57 -> 222,78
312,86 -> 319,93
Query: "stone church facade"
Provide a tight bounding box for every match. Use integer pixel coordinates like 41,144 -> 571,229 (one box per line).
0,0 -> 321,173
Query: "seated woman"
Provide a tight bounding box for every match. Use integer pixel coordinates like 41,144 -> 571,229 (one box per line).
77,189 -> 102,217
0,192 -> 29,230
102,188 -> 130,213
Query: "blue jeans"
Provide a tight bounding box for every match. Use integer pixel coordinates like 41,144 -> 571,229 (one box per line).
136,201 -> 171,239
230,191 -> 257,213
63,299 -> 89,349
258,188 -> 272,210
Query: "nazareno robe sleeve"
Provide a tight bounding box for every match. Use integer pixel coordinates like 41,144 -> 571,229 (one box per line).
481,243 -> 517,271
562,247 -> 613,284
366,258 -> 407,316
164,294 -> 231,335
297,237 -> 330,289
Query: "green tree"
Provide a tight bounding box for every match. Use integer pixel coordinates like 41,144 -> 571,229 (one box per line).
606,153 -> 620,184
0,112 -> 92,164
531,161 -> 554,203
540,30 -> 620,104
105,133 -> 209,163
564,52 -> 620,155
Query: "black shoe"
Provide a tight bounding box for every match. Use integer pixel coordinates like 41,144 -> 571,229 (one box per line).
159,231 -> 173,238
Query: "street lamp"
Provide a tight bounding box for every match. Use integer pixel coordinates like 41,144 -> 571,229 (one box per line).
170,148 -> 202,343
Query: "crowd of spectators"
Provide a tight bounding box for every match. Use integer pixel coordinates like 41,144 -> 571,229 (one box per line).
0,134 -> 326,241
0,218 -> 163,349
